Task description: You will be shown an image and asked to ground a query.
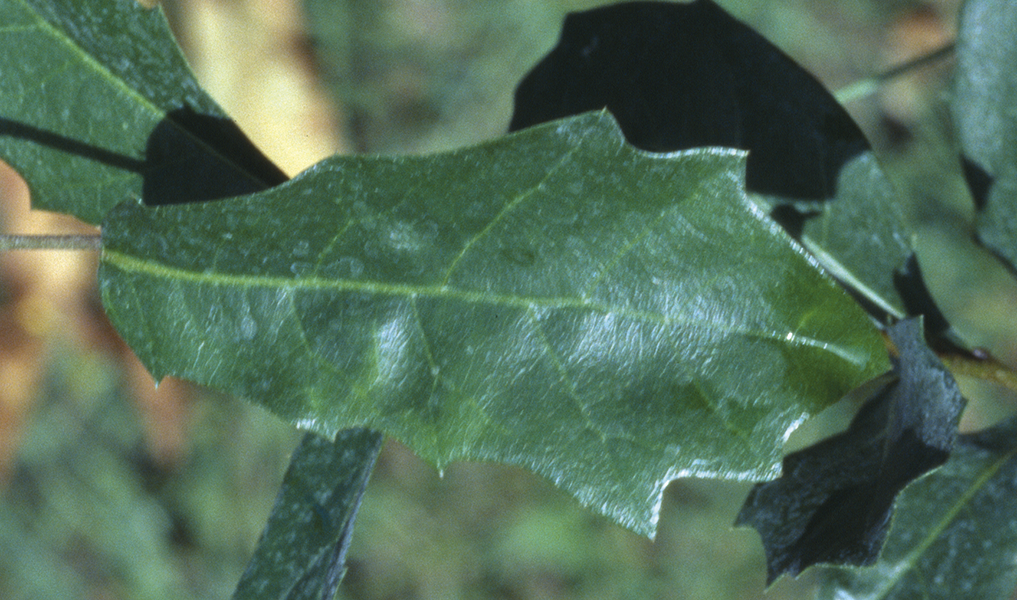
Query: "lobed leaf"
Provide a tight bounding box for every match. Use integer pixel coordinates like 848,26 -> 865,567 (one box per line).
510,0 -> 914,319
736,319 -> 964,583
99,112 -> 889,536
0,0 -> 284,225
953,0 -> 1017,271
818,415 -> 1017,599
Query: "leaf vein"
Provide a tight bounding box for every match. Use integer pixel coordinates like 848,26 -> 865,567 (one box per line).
580,198 -> 679,298
286,290 -> 363,394
872,444 -> 1017,598
408,297 -> 503,437
438,145 -> 580,288
526,307 -> 621,444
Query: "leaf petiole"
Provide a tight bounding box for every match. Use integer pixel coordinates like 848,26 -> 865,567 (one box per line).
941,352 -> 1017,395
835,42 -> 955,104
0,233 -> 102,252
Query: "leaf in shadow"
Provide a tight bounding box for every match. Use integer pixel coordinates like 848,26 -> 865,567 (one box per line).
232,429 -> 382,600
510,0 -> 866,199
953,0 -> 1017,272
509,0 -> 914,320
99,112 -> 889,537
893,255 -> 952,344
143,107 -> 287,206
818,415 -> 1017,600
0,0 -> 284,224
735,319 -> 965,583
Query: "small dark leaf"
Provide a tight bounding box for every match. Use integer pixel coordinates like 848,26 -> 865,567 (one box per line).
735,319 -> 965,583
960,156 -> 993,213
510,0 -> 914,322
893,255 -> 951,342
232,429 -> 383,600
817,415 -> 1017,600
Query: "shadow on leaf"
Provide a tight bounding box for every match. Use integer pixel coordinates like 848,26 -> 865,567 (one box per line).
0,105 -> 286,209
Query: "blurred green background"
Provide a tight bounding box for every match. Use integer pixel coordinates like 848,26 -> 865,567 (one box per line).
3,0 -> 1016,599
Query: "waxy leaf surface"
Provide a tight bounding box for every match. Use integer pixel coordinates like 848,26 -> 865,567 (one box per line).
953,0 -> 1017,270
99,112 -> 888,536
0,0 -> 284,224
233,429 -> 382,600
736,319 -> 964,583
510,0 -> 913,319
818,415 -> 1017,600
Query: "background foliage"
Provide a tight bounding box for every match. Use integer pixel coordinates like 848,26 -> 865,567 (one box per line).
2,0 -> 1016,599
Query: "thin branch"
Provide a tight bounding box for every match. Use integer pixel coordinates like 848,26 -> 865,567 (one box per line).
835,42 -> 956,104
0,233 -> 102,252
941,352 -> 1017,396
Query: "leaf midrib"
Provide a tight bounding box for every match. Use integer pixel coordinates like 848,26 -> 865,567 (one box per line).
870,443 -> 1017,598
18,0 -> 160,120
101,248 -> 871,368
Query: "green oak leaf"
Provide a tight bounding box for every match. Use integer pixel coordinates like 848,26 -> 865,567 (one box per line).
98,111 -> 889,536
953,0 -> 1017,269
232,430 -> 383,600
818,415 -> 1017,599
0,0 -> 284,225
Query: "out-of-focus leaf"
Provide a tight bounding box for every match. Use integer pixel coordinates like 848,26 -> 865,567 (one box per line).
817,415 -> 1017,600
953,0 -> 1017,271
0,0 -> 285,224
98,112 -> 889,537
303,0 -> 558,153
736,319 -> 964,583
509,0 -> 913,320
232,429 -> 382,600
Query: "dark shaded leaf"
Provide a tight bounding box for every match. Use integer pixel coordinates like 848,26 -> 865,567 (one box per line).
818,415 -> 1017,600
893,255 -> 951,342
0,0 -> 284,224
509,0 -> 913,319
232,429 -> 382,600
99,112 -> 889,537
510,0 -> 863,199
953,0 -> 1017,271
735,319 -> 965,583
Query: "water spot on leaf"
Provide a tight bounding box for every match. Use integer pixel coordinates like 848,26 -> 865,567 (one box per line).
290,261 -> 315,277
240,313 -> 257,341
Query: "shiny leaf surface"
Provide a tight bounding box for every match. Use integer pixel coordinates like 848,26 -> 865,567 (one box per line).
99,112 -> 889,536
736,319 -> 964,583
0,0 -> 284,224
953,0 -> 1017,270
818,415 -> 1017,600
